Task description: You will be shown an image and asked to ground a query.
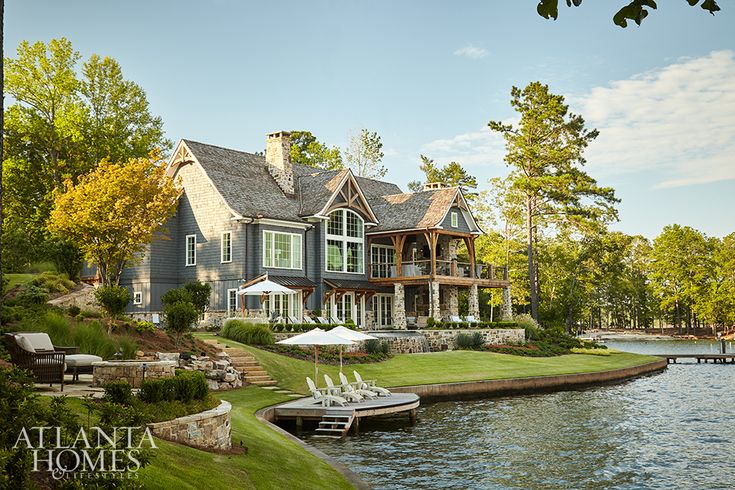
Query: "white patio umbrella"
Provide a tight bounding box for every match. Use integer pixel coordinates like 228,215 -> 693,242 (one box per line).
330,326 -> 378,373
236,278 -> 297,316
277,328 -> 355,385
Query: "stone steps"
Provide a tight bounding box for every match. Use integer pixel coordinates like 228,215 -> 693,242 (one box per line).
208,341 -> 279,388
249,379 -> 278,387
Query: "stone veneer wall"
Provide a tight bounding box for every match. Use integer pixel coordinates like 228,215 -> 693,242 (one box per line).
148,400 -> 232,451
419,328 -> 525,352
92,360 -> 176,388
273,329 -> 525,354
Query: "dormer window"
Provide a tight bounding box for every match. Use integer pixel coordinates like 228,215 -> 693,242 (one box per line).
326,209 -> 364,273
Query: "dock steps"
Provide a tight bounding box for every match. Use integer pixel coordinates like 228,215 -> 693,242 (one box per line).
315,412 -> 355,438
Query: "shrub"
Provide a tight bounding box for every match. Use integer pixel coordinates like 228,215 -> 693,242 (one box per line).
139,378 -> 175,403
30,271 -> 76,295
173,371 -> 208,402
67,305 -> 81,316
183,282 -> 211,316
14,285 -> 49,306
104,380 -> 133,405
456,332 -> 484,349
94,285 -> 131,317
516,314 -> 542,340
365,339 -> 389,355
570,347 -> 611,356
138,371 -> 208,403
161,287 -> 193,307
163,301 -> 199,347
79,308 -> 102,319
26,261 -> 57,273
426,317 -> 437,329
118,335 -> 138,359
221,320 -> 274,345
134,320 -> 155,334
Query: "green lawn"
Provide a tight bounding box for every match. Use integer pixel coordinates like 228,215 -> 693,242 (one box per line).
138,386 -> 353,489
3,273 -> 35,291
197,333 -> 658,395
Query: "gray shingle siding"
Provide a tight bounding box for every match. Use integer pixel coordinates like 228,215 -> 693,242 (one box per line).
441,206 -> 473,233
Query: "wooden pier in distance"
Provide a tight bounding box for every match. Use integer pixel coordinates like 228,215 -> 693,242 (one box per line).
273,393 -> 420,438
657,354 -> 735,364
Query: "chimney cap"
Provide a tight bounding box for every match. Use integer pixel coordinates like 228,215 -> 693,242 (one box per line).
423,182 -> 447,191
267,130 -> 291,139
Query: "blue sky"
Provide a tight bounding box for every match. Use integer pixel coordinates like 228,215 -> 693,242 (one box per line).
6,0 -> 734,238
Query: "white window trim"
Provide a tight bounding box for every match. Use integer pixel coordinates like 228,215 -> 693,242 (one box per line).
221,231 -> 232,263
185,234 -> 197,266
325,209 -> 365,274
227,288 -> 238,313
450,211 -> 458,228
262,230 -> 303,270
370,244 -> 395,278
133,291 -> 143,305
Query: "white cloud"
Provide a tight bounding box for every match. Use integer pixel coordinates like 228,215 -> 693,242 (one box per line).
421,128 -> 507,169
453,44 -> 489,60
578,50 -> 735,188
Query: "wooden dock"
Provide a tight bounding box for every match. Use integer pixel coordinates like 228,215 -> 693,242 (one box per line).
274,393 -> 420,437
657,354 -> 735,364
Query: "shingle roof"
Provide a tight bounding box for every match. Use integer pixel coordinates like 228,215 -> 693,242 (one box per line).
180,139 -> 458,232
183,139 -> 304,222
369,187 -> 459,233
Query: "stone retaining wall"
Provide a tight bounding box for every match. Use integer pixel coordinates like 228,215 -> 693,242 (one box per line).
148,400 -> 232,451
92,360 -> 176,388
419,328 -> 525,352
390,358 -> 668,401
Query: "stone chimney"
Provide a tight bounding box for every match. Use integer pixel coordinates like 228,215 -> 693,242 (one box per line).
266,131 -> 294,194
423,182 -> 447,191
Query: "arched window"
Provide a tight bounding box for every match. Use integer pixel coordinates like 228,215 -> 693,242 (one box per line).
326,209 -> 364,273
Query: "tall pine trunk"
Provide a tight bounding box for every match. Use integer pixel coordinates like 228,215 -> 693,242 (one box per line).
526,196 -> 539,322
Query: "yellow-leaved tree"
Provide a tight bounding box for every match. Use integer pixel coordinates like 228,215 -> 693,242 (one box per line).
49,153 -> 179,286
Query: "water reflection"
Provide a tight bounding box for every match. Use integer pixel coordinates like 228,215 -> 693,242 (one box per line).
304,340 -> 735,489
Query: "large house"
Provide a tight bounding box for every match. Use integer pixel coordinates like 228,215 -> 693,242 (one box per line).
118,131 -> 510,329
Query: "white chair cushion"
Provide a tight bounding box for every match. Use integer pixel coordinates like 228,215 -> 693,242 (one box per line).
65,354 -> 103,367
15,333 -> 55,353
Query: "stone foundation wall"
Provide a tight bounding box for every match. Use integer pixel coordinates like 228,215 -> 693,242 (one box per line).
148,400 -> 232,451
419,329 -> 525,352
92,360 -> 176,388
373,334 -> 429,354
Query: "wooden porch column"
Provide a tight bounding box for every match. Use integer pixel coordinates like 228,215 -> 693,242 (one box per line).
390,233 -> 407,277
463,236 -> 476,278
424,231 -> 438,277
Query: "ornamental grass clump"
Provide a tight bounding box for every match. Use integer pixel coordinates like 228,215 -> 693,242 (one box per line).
221,320 -> 274,345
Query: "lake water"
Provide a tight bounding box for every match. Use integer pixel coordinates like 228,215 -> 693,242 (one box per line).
305,339 -> 735,489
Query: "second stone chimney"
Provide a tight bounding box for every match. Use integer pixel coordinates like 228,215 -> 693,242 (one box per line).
266,131 -> 294,195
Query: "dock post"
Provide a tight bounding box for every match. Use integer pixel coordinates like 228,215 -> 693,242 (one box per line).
352,416 -> 360,435
409,408 -> 417,425
296,416 -> 303,431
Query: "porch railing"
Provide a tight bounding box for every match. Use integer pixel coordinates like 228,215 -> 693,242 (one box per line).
370,260 -> 508,281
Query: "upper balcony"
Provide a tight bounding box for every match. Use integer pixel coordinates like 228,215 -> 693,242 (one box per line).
366,230 -> 510,288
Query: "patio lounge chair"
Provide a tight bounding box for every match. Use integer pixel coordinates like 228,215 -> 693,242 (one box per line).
406,316 -> 418,329
339,372 -> 376,399
287,316 -> 300,324
306,377 -> 347,407
353,370 -> 391,397
449,315 -> 463,323
464,315 -> 478,324
329,316 -> 343,325
303,316 -> 316,324
316,316 -> 330,324
324,374 -> 363,402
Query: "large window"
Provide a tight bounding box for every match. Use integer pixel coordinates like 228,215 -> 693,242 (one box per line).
185,235 -> 196,266
325,209 -> 364,273
221,231 -> 232,263
263,230 -> 302,269
370,244 -> 395,278
372,294 -> 393,328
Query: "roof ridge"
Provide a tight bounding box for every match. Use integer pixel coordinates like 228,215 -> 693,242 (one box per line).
182,138 -> 264,159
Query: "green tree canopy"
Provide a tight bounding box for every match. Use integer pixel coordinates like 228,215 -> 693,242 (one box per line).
289,130 -> 343,170
412,155 -> 478,192
3,37 -> 170,271
536,0 -> 721,28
